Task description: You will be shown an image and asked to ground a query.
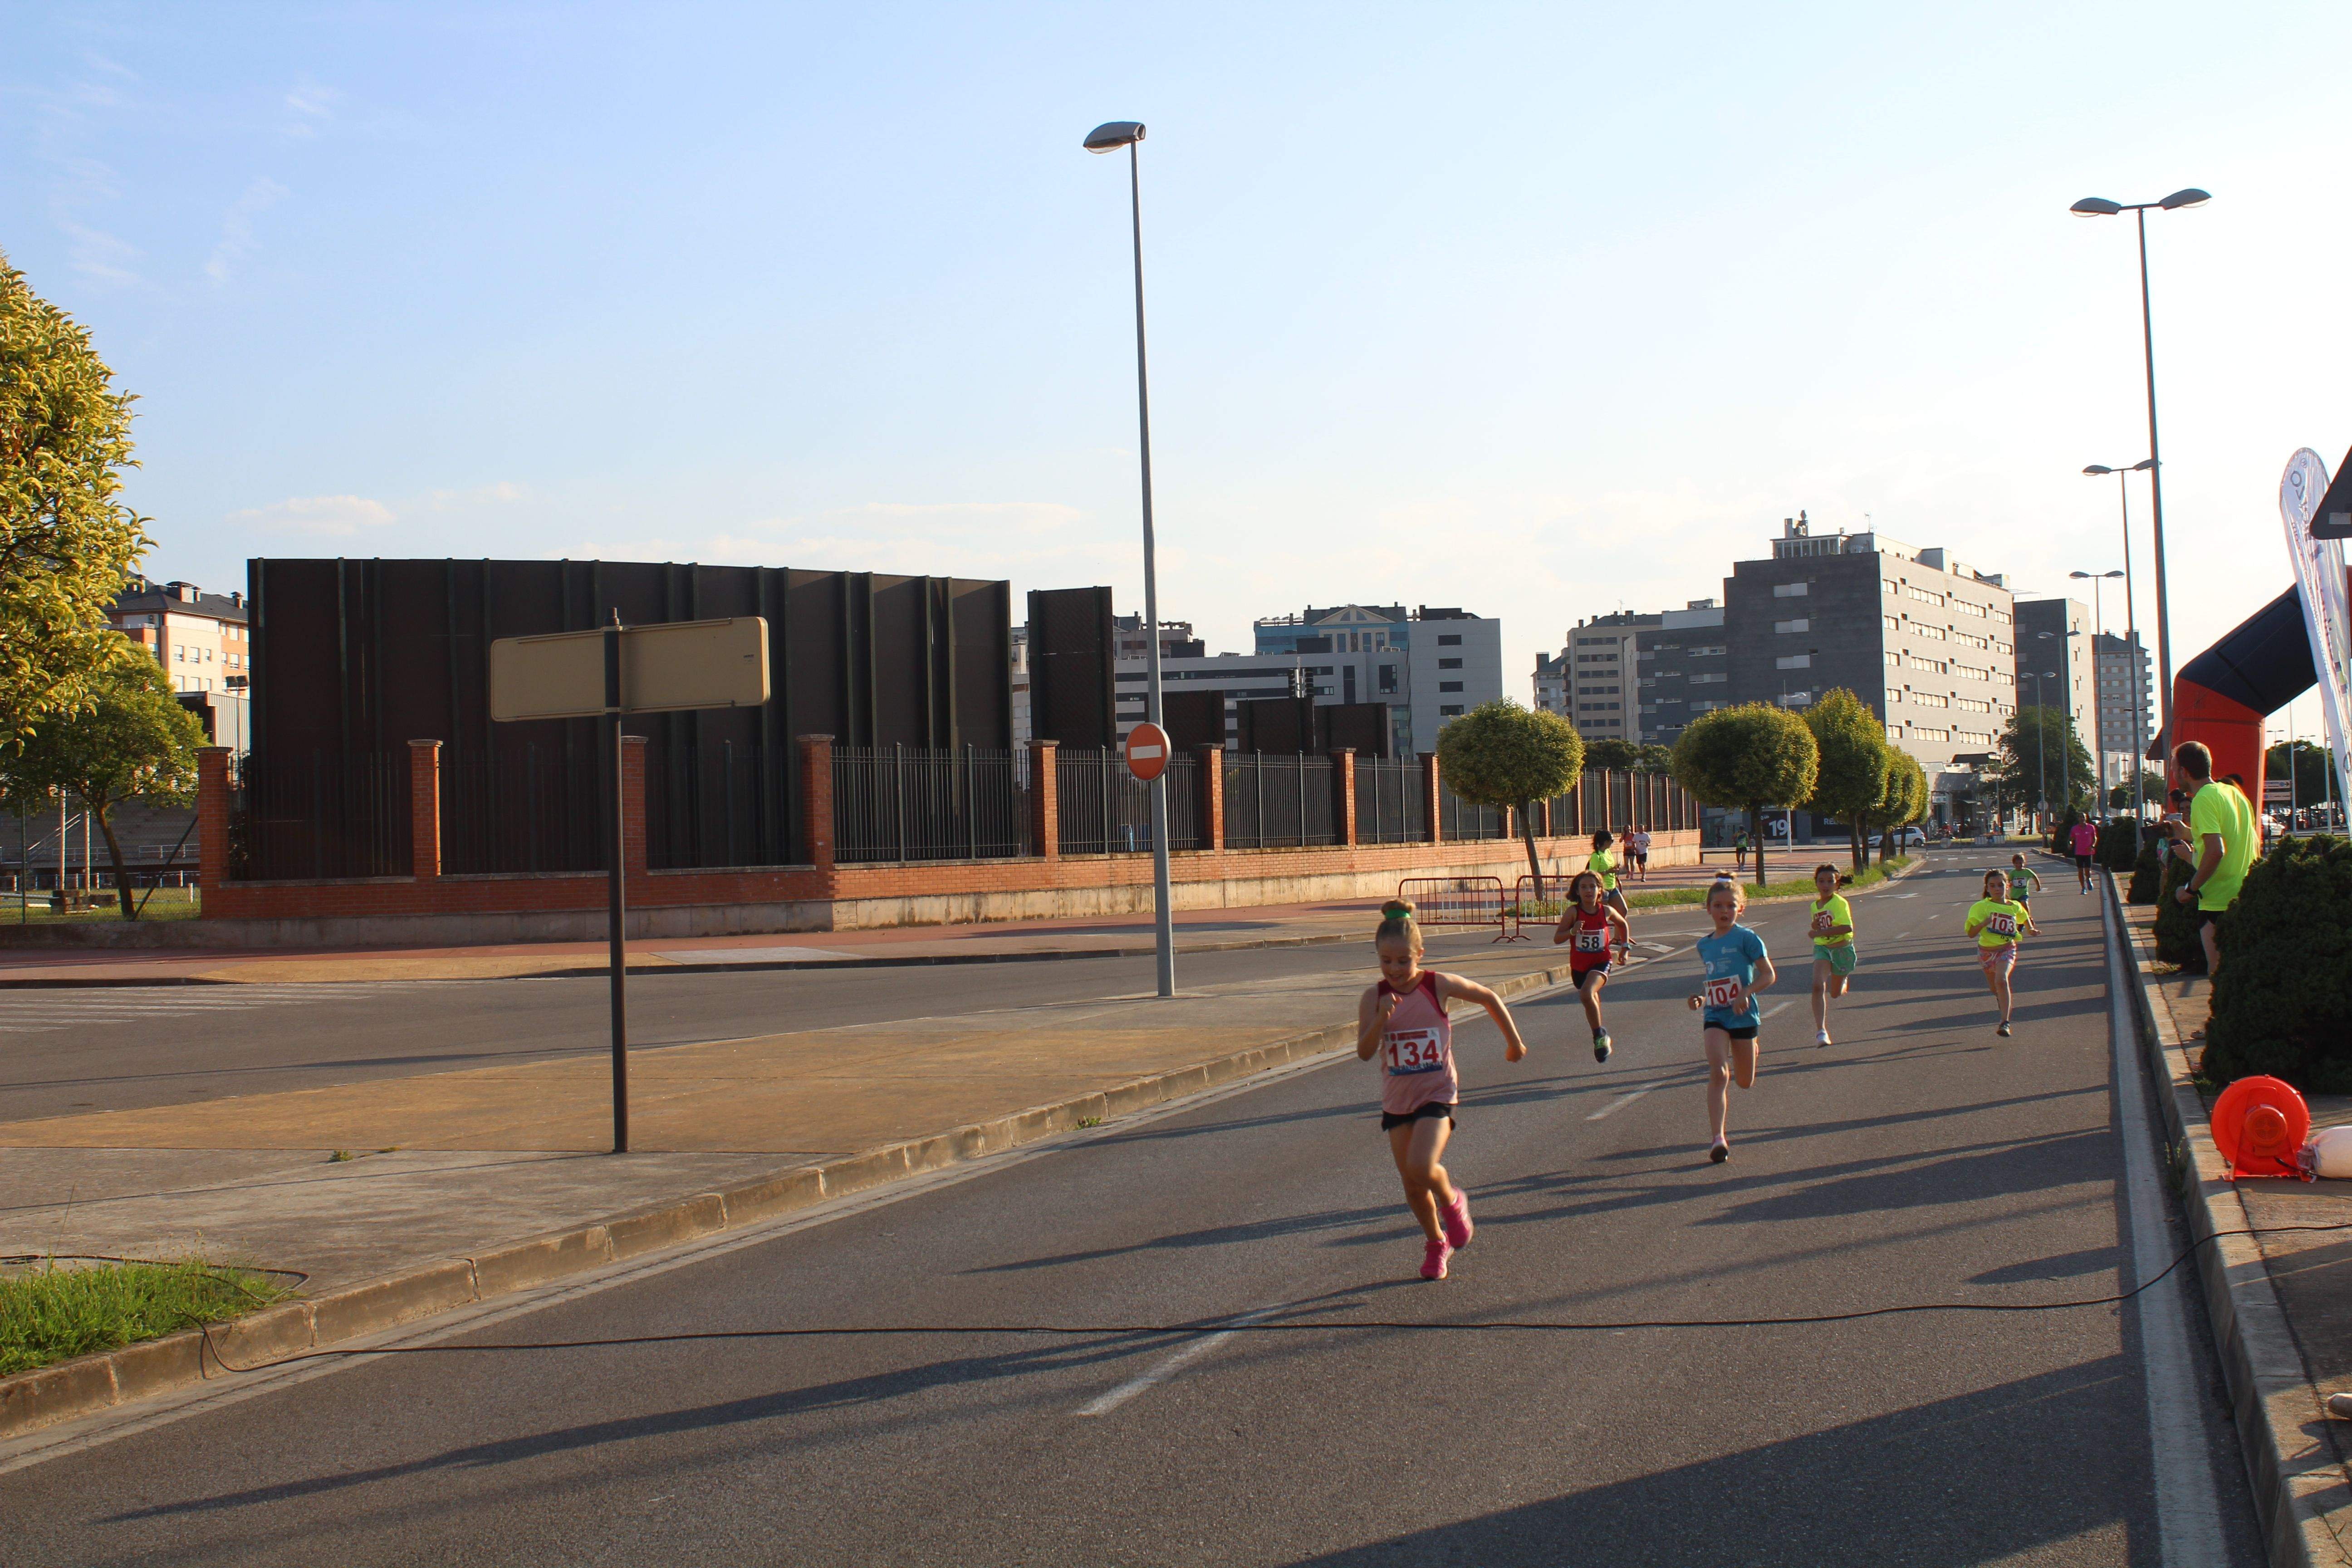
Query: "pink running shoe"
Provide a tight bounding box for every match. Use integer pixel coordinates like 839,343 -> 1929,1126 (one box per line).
1441,1191 -> 1474,1250
1420,1238 -> 1452,1280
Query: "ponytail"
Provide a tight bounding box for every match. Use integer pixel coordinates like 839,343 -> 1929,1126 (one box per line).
1377,898 -> 1423,953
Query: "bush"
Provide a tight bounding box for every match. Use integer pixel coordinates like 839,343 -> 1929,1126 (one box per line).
2126,841 -> 2162,905
2095,819 -> 2138,873
2151,846 -> 2205,970
2199,835 -> 2352,1092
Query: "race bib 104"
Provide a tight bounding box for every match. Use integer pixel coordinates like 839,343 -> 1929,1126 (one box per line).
1384,1028 -> 1446,1075
1704,977 -> 1742,1010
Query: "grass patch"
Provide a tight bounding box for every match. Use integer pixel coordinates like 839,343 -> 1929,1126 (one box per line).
1621,856 -> 1915,911
1,889 -> 203,925
0,1259 -> 295,1377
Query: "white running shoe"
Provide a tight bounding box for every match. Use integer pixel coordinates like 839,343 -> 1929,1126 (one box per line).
1815,1028 -> 1832,1047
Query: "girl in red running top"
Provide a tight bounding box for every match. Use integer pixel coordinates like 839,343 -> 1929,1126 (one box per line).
1357,899 -> 1529,1281
1552,871 -> 1631,1063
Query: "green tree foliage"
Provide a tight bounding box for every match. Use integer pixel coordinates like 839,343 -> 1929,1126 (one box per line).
1801,689 -> 1892,872
2200,835 -> 2352,1092
1865,751 -> 1929,866
2265,741 -> 2342,817
2094,817 -> 2138,872
0,252 -> 149,747
2126,839 -> 2162,904
1582,738 -> 1640,773
1636,743 -> 1674,771
1436,699 -> 1584,895
1987,706 -> 2096,819
2107,768 -> 2166,813
1670,703 -> 1818,888
10,659 -> 202,917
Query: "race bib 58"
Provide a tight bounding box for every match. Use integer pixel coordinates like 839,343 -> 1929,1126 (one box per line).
1574,929 -> 1607,953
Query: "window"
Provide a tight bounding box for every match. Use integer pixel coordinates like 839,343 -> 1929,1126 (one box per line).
1378,665 -> 1397,694
1439,681 -> 1463,693
1688,645 -> 1726,657
1882,616 -> 1901,632
1958,697 -> 1991,713
1992,608 -> 2013,626
1885,651 -> 1901,666
1437,634 -> 1462,646
1914,691 -> 1950,709
1691,700 -> 1726,714
1906,585 -> 1947,607
1882,578 -> 1901,595
1886,723 -> 1904,740
1439,704 -> 1464,716
174,648 -> 184,661
1689,671 -> 1726,685
1438,657 -> 1463,669
1774,618 -> 1809,634
1773,582 -> 1810,598
1914,623 -> 1947,641
1775,654 -> 1811,669
1954,599 -> 1987,617
1955,663 -> 1990,681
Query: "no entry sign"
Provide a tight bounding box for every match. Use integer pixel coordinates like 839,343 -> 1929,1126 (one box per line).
1126,721 -> 1171,782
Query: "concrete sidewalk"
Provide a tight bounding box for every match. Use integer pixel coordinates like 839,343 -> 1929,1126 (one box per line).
2122,895 -> 2352,1566
0,853 -> 1766,988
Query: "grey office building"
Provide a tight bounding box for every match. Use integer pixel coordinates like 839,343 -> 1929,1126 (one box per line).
2012,598 -> 2094,758
1536,601 -> 1728,748
1724,515 -> 2016,776
2092,631 -> 2155,794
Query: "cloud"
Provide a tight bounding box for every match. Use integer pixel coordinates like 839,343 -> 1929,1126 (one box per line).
57,219 -> 139,285
229,494 -> 397,537
424,481 -> 528,510
285,80 -> 335,117
205,177 -> 289,284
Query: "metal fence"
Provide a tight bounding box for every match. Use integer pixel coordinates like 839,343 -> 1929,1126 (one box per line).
229,751 -> 411,881
1541,769 -> 1697,837
1224,752 -> 1336,849
1356,757 -> 1426,844
1436,779 -> 1507,841
834,744 -> 1033,863
441,746 -> 605,875
1055,748 -> 1199,855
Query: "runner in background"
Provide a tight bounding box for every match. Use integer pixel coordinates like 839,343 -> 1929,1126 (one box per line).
1587,831 -> 1632,957
1357,899 -> 1529,1281
2068,817 -> 2098,894
2006,853 -> 2043,910
1627,826 -> 1652,883
1806,863 -> 1856,1047
1552,870 -> 1631,1062
1686,879 -> 1775,1163
1965,868 -> 2039,1038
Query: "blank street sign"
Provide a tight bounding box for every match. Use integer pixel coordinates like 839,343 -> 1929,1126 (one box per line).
489,617 -> 770,721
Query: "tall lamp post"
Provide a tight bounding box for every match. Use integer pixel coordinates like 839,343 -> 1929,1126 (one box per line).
2023,668 -> 2060,834
1084,119 -> 1175,998
2068,568 -> 2124,807
2083,460 -> 2156,846
2069,187 -> 2208,773
2037,629 -> 2080,826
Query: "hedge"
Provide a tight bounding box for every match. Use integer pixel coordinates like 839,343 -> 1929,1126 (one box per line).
2126,841 -> 2163,905
2199,835 -> 2352,1092
2151,844 -> 2205,970
2095,819 -> 2138,873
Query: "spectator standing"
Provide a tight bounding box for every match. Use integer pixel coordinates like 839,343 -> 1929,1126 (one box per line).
2169,743 -> 2257,978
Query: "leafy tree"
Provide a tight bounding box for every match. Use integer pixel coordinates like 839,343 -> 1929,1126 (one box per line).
0,251 -> 149,747
11,659 -> 202,917
1583,738 -> 1641,773
2265,741 -> 2341,818
1801,689 -> 1892,872
2107,768 -> 2167,813
1635,744 -> 1675,771
1671,703 -> 1818,888
1862,750 -> 1928,866
2200,834 -> 2352,1090
1437,699 -> 1584,897
1987,706 -> 2095,824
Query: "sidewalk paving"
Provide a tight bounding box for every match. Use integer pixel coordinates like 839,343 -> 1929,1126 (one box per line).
2122,895 -> 2352,1565
0,855 -> 1759,988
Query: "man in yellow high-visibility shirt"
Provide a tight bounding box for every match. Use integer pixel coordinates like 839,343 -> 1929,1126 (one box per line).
2168,741 -> 2256,978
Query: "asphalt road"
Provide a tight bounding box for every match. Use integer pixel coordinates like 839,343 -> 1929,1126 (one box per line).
0,852 -> 2264,1564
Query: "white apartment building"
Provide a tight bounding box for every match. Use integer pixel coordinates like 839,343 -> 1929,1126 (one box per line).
108,577 -> 251,696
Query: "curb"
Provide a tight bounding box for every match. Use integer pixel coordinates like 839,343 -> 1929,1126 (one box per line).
2107,869 -> 2352,1568
0,959 -> 1585,1442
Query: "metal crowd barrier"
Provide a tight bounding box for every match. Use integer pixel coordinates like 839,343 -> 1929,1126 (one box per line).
1394,875 -> 1524,943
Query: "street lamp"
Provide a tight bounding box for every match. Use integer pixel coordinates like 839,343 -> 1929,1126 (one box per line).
2070,187 -> 2208,774
2068,568 -> 2124,806
1084,119 -> 1175,999
2022,668 -> 2053,833
2083,459 -> 2156,845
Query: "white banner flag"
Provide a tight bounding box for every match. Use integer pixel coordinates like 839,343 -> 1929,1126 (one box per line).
2280,448 -> 2352,814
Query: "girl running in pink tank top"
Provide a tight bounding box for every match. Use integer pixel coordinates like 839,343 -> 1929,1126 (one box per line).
1357,899 -> 1530,1281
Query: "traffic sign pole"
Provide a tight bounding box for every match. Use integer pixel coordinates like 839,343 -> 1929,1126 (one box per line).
604,614 -> 629,1155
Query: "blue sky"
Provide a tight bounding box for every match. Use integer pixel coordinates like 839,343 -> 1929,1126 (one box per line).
8,2 -> 2351,738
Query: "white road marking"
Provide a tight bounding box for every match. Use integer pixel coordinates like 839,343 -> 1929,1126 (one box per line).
1760,999 -> 1795,1019
2101,887 -> 2230,1563
1075,1308 -> 1277,1417
1586,1083 -> 1662,1121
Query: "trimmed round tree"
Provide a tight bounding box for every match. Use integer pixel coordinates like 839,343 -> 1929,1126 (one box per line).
1802,688 -> 1893,872
1435,699 -> 1584,898
10,658 -> 203,917
1672,703 -> 1818,887
1872,751 -> 1928,865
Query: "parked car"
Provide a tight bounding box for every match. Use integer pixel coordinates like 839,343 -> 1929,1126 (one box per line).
1894,827 -> 1926,848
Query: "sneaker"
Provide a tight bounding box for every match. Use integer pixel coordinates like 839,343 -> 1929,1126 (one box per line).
1420,1238 -> 1452,1280
1592,1029 -> 1612,1063
1441,1190 -> 1474,1249
1709,1140 -> 1730,1164
1997,1020 -> 2013,1038
1815,1028 -> 1832,1048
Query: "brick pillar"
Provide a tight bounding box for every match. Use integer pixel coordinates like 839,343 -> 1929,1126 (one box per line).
1029,740 -> 1058,860
1335,748 -> 1357,847
1199,745 -> 1225,850
1422,751 -> 1443,845
621,735 -> 649,879
796,735 -> 834,872
196,747 -> 232,896
407,740 -> 442,879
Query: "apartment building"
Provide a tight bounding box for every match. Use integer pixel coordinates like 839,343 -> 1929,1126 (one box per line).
1534,600 -> 1727,747
1723,514 -> 2015,774
1250,603 -> 1504,756
109,577 -> 250,695
2092,630 -> 2155,790
2012,598 -> 2094,753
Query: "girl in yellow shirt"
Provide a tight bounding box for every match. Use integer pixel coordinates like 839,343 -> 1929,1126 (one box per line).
1964,868 -> 2041,1038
